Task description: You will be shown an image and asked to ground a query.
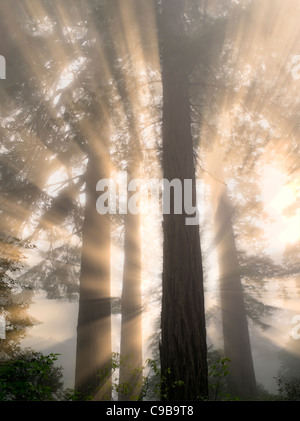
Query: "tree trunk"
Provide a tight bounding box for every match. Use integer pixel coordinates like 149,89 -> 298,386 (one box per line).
207,147 -> 257,400
159,0 -> 208,401
75,130 -> 112,400
213,190 -> 257,399
118,175 -> 143,400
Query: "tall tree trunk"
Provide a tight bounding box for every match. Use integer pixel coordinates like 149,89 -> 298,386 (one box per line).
75,127 -> 112,400
207,148 -> 257,400
103,0 -> 144,399
118,169 -> 143,401
159,0 -> 208,401
213,190 -> 257,399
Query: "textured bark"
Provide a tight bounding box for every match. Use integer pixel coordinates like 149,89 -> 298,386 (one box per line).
159,0 -> 208,401
213,189 -> 257,399
118,177 -> 143,400
75,129 -> 111,400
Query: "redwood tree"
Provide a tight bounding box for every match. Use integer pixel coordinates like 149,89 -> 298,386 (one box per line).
159,0 -> 208,400
75,114 -> 112,400
212,184 -> 257,399
118,167 -> 143,401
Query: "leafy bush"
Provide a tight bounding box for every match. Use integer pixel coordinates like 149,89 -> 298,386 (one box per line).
0,350 -> 64,401
275,376 -> 300,401
208,357 -> 232,400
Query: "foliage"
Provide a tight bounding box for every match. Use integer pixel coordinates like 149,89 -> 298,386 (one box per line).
208,357 -> 232,401
206,346 -> 231,400
0,350 -> 64,401
111,353 -> 145,401
97,352 -> 149,401
93,350 -> 234,402
0,236 -> 35,358
92,353 -> 185,401
143,359 -> 184,401
3,349 -> 297,401
256,377 -> 300,401
62,388 -> 93,401
275,377 -> 300,401
142,354 -> 300,402
17,244 -> 81,302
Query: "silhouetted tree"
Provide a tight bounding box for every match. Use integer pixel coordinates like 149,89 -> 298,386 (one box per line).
158,0 -> 208,400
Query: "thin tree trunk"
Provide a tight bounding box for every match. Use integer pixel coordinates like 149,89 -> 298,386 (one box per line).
213,190 -> 257,399
207,147 -> 257,400
75,129 -> 112,400
159,0 -> 208,401
118,171 -> 143,400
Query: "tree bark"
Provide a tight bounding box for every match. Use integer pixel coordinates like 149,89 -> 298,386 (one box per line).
159,0 -> 208,401
75,128 -> 112,400
118,175 -> 143,400
213,190 -> 257,399
207,147 -> 257,400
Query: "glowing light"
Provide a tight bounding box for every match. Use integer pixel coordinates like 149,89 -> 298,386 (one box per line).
271,182 -> 298,213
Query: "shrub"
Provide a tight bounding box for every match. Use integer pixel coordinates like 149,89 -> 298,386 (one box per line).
0,350 -> 64,401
